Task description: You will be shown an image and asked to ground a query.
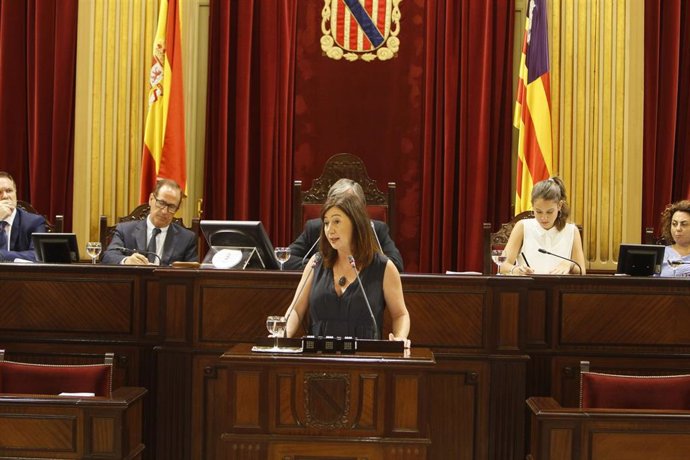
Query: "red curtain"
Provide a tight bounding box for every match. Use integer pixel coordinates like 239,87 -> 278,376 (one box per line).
0,0 -> 77,227
205,0 -> 515,272
203,0 -> 297,246
644,0 -> 690,236
419,0 -> 514,272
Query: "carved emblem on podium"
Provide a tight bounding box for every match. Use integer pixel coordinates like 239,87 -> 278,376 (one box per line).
304,372 -> 350,429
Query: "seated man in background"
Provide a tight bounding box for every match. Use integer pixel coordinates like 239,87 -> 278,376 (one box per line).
0,171 -> 45,262
284,178 -> 404,272
102,178 -> 197,265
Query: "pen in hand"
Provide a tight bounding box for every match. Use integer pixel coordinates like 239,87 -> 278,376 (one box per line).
521,251 -> 531,268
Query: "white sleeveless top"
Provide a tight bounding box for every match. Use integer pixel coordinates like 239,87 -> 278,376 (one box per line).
521,219 -> 576,274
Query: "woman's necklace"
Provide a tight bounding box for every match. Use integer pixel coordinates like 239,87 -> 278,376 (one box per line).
338,275 -> 347,286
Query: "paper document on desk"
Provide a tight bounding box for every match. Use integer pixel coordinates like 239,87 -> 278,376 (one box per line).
445,270 -> 482,275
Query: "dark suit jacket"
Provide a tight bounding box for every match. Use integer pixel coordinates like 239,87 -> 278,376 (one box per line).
0,207 -> 46,262
284,218 -> 404,272
101,219 -> 197,265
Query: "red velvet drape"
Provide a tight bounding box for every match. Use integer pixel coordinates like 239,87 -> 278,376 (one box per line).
419,0 -> 514,272
203,0 -> 297,246
0,0 -> 77,227
205,0 -> 515,272
643,0 -> 690,236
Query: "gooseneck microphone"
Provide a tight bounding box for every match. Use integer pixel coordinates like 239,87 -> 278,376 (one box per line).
348,255 -> 379,339
537,248 -> 583,274
285,253 -> 321,334
370,220 -> 383,252
301,237 -> 320,267
112,246 -> 162,265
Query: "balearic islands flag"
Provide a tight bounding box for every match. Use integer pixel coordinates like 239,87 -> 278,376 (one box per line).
513,0 -> 552,214
140,0 -> 186,202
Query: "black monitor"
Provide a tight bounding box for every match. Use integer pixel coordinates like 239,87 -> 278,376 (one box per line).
200,220 -> 278,269
32,233 -> 80,263
616,244 -> 665,276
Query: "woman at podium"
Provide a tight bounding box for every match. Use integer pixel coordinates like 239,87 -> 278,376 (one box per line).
284,193 -> 410,345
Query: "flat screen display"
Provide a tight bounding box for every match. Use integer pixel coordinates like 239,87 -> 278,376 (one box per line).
32,233 -> 80,263
200,220 -> 278,269
616,244 -> 665,276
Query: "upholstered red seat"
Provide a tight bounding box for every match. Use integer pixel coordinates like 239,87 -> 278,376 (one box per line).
0,351 -> 113,397
580,361 -> 690,410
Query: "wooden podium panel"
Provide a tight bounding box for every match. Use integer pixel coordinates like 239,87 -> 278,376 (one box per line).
527,397 -> 690,460
0,387 -> 146,459
202,344 -> 434,460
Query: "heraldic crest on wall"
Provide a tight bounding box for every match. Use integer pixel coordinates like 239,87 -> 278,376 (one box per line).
321,0 -> 401,62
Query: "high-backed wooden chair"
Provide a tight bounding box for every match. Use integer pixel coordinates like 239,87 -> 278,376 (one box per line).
99,204 -> 201,261
580,360 -> 690,410
482,211 -> 584,274
0,349 -> 114,397
482,211 -> 534,274
16,200 -> 64,233
292,153 -> 396,240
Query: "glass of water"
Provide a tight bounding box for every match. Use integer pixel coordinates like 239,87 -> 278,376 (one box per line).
274,247 -> 290,270
86,242 -> 102,264
266,315 -> 287,349
491,245 -> 507,275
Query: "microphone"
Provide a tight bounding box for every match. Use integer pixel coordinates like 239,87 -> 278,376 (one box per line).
285,253 -> 321,334
112,246 -> 162,265
370,220 -> 383,252
537,248 -> 583,274
301,237 -> 320,267
348,255 -> 379,339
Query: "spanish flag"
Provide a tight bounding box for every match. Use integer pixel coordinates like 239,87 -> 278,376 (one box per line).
513,0 -> 552,214
140,0 -> 186,202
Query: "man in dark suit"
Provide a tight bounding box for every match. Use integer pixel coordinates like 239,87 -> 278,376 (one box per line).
102,179 -> 197,265
284,179 -> 404,272
0,171 -> 46,262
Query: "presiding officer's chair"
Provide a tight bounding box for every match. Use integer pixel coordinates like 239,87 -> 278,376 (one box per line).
16,200 -> 64,233
0,349 -> 114,397
292,153 -> 396,240
99,203 -> 201,261
482,211 -> 584,274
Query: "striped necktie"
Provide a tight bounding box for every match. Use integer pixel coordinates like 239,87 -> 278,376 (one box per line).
146,228 -> 161,263
0,221 -> 8,251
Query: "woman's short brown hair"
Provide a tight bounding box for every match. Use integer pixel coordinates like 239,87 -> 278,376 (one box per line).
319,193 -> 380,269
660,200 -> 690,244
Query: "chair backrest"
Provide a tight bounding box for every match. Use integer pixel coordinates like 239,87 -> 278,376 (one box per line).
579,360 -> 690,410
99,203 -> 201,260
292,153 -> 396,240
482,211 -> 534,274
644,227 -> 668,245
482,211 -> 584,274
0,350 -> 114,397
16,200 -> 64,233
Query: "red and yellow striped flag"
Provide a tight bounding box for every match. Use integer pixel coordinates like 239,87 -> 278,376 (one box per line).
139,0 -> 186,202
513,0 -> 552,214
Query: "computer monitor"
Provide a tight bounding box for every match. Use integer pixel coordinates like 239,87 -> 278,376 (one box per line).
200,220 -> 278,269
32,233 -> 80,263
616,244 -> 665,276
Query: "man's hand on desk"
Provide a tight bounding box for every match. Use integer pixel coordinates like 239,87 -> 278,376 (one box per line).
122,253 -> 151,265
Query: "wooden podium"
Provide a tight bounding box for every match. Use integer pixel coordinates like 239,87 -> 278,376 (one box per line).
201,343 -> 435,460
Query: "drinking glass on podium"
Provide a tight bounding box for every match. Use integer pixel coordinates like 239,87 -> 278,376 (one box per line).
266,315 -> 287,349
274,247 -> 290,270
86,242 -> 102,264
490,245 -> 507,275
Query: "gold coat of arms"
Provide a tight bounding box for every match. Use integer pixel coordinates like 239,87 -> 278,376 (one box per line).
321,0 -> 401,62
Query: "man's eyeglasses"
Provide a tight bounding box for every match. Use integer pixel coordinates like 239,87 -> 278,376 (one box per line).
152,196 -> 179,213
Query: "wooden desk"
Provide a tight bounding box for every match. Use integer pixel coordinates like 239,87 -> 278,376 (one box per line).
3,264 -> 690,460
203,344 -> 434,460
527,396 -> 690,460
0,386 -> 146,459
